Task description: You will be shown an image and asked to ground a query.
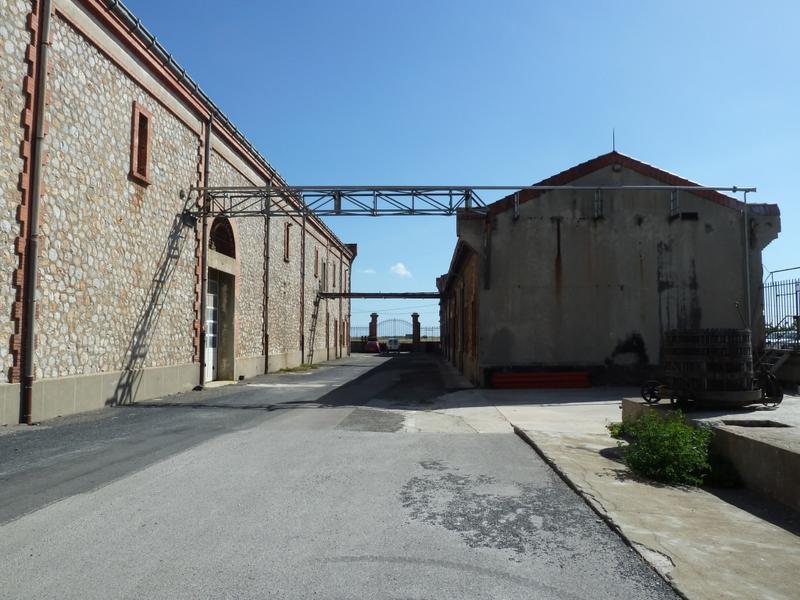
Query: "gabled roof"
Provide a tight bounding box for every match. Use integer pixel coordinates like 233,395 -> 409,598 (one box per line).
486,151 -> 780,217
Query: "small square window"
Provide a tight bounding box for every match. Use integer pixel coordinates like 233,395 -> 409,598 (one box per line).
314,248 -> 319,277
130,101 -> 152,185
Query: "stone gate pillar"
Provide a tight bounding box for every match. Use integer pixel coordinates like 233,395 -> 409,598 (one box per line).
369,313 -> 379,339
412,312 -> 421,344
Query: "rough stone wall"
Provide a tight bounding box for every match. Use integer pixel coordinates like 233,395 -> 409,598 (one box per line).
267,205 -> 303,357
303,233 -> 325,358
207,150 -> 266,359
299,232 -> 351,362
35,16 -> 198,378
2,4 -> 354,389
0,0 -> 31,383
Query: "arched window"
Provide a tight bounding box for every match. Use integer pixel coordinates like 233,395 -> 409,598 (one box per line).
209,218 -> 235,258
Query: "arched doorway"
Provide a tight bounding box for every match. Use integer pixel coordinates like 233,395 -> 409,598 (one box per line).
206,217 -> 237,382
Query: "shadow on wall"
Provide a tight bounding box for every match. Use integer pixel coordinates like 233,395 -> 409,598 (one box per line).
108,209 -> 193,405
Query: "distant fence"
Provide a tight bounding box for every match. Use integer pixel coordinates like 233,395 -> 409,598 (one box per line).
350,319 -> 440,340
351,326 -> 369,338
420,326 -> 440,339
762,277 -> 799,333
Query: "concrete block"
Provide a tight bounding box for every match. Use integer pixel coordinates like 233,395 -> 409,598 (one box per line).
713,426 -> 800,512
156,363 -> 198,396
168,364 -> 199,394
31,380 -> 45,422
0,384 -> 20,426
137,367 -> 161,402
102,371 -> 125,406
75,373 -> 103,413
40,377 -> 76,421
235,356 -> 265,380
267,354 -> 287,373
267,351 -> 303,372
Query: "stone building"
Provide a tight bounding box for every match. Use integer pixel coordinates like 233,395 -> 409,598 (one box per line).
0,0 -> 354,425
438,152 -> 781,385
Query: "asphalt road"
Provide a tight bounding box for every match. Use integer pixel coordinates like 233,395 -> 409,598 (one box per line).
0,354 -> 677,599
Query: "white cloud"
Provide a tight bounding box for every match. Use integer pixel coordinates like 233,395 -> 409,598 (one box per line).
361,268 -> 376,275
390,262 -> 412,278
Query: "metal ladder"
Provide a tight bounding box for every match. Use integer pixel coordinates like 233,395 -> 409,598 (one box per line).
307,292 -> 322,365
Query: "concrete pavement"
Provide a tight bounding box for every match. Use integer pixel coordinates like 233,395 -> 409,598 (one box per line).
0,354 -> 675,599
502,391 -> 800,600
359,368 -> 800,599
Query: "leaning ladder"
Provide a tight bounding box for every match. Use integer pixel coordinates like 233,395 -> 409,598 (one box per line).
307,292 -> 322,365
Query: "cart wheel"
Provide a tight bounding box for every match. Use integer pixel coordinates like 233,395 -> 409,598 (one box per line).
640,381 -> 661,404
761,373 -> 784,407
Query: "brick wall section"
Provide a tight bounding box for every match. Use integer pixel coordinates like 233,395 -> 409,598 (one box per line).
1,0 -> 38,383
34,16 -> 198,378
207,150 -> 266,359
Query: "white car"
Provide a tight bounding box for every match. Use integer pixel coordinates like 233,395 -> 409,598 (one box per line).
386,338 -> 400,353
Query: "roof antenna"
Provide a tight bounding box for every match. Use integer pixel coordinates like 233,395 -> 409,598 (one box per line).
612,128 -> 616,152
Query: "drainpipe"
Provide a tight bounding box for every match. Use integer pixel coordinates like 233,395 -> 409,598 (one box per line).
742,190 -> 752,332
300,204 -> 306,362
263,182 -> 270,371
197,114 -> 213,388
21,0 -> 53,424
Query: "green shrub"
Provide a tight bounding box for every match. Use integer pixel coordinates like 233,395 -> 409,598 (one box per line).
620,411 -> 712,486
606,421 -> 627,439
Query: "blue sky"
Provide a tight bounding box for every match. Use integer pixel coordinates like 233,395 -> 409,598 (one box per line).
126,0 -> 799,328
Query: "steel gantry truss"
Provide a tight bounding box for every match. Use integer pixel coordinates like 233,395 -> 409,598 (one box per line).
186,185 -> 490,218
184,184 -> 757,219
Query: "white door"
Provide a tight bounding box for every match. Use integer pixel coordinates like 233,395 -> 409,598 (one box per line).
205,277 -> 219,382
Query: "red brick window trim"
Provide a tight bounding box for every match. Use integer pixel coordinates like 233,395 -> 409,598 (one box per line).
130,101 -> 152,185
283,222 -> 291,262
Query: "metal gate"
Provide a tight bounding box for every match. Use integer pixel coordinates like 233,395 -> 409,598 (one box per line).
762,277 -> 800,348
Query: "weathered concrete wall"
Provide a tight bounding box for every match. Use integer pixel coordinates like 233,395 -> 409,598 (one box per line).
440,246 -> 480,383
0,0 -> 31,423
460,165 -> 779,377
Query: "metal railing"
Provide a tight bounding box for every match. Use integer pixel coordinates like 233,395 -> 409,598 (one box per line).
762,277 -> 800,349
350,322 -> 441,340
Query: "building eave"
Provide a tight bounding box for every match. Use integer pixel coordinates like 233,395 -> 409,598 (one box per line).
486,151 -> 780,218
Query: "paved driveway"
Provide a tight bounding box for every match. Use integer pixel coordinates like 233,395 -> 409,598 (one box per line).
0,354 -> 676,599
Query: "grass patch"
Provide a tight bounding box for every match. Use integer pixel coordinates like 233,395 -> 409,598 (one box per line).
279,363 -> 320,373
609,412 -> 712,486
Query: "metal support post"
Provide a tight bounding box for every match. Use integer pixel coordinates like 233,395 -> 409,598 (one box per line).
198,115 -> 213,387
743,190 -> 752,331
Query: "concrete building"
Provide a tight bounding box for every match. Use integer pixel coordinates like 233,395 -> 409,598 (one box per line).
438,152 -> 781,385
0,0 -> 354,425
